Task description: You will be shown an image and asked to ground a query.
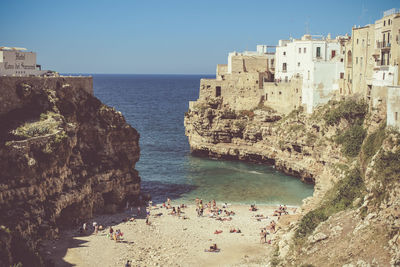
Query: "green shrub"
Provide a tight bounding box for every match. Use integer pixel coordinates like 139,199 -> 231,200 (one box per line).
295,168 -> 365,240
324,99 -> 368,126
362,122 -> 386,161
233,120 -> 246,131
306,133 -> 317,145
371,146 -> 400,204
335,123 -> 366,157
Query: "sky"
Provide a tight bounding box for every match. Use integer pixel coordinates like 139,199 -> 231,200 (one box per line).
1,0 -> 398,74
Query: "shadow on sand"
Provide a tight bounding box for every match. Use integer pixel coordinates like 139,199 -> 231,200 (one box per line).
42,180 -> 197,266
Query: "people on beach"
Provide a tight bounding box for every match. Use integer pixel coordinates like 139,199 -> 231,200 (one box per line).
210,243 -> 218,251
125,260 -> 131,267
260,230 -> 267,243
250,204 -> 258,211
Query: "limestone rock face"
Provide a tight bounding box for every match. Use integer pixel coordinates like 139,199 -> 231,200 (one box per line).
185,97 -> 400,266
184,98 -> 344,210
0,77 -> 140,266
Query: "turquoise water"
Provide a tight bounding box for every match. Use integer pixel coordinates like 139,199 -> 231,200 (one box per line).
92,74 -> 314,206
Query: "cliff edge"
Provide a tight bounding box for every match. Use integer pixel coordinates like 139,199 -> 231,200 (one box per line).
0,77 -> 140,266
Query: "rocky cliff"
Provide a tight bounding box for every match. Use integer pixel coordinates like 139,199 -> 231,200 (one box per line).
0,77 -> 140,266
185,96 -> 399,266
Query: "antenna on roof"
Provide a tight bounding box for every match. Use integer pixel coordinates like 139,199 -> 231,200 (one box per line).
305,18 -> 310,35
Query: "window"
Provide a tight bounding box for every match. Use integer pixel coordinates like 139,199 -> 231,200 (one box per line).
340,72 -> 344,79
362,39 -> 364,47
383,72 -> 385,80
282,63 -> 287,71
384,20 -> 386,26
271,59 -> 274,66
395,112 -> 398,121
316,47 -> 321,58
296,88 -> 299,93
283,51 -> 286,56
215,86 -> 221,97
356,57 -> 358,64
299,48 -> 301,53
304,47 -> 306,53
331,50 -> 336,58
265,93 -> 268,101
360,57 -> 363,67
357,39 -> 359,44
347,50 -> 352,67
307,70 -> 310,80
298,62 -> 300,67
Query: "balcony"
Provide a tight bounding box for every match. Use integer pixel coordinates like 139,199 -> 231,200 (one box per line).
377,41 -> 391,50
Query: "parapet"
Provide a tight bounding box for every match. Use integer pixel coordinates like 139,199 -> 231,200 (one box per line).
0,76 -> 93,116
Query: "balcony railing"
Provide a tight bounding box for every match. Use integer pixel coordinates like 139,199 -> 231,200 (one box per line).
377,41 -> 391,49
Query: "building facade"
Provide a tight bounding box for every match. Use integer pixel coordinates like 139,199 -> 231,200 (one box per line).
197,46 -> 274,111
0,47 -> 47,76
266,34 -> 347,113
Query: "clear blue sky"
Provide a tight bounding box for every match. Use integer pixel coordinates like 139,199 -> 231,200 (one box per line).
1,0 -> 398,74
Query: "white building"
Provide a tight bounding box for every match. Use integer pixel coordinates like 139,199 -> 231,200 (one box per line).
0,47 -> 48,76
275,34 -> 346,113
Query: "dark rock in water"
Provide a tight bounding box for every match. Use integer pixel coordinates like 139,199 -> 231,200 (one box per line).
0,76 -> 141,266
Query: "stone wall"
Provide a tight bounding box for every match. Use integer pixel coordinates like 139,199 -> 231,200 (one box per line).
264,78 -> 303,114
216,64 -> 228,79
0,76 -> 93,116
230,55 -> 269,73
199,72 -> 268,111
387,86 -> 400,129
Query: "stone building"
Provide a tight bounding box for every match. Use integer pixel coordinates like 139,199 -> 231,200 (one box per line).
341,9 -> 400,109
265,34 -> 347,113
196,46 -> 274,111
0,47 -> 49,76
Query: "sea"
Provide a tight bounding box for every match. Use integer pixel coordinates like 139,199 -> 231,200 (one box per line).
91,74 -> 314,206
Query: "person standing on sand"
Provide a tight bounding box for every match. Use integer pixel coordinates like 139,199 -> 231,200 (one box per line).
260,230 -> 266,243
109,226 -> 114,239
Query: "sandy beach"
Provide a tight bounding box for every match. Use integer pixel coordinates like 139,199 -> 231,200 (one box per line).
43,203 -> 297,267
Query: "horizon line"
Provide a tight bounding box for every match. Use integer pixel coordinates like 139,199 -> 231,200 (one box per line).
61,73 -> 215,76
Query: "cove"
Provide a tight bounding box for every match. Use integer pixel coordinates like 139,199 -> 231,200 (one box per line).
93,74 -> 314,206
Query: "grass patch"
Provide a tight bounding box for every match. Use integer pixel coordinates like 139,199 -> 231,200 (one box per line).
370,136 -> 400,205
12,111 -> 63,139
362,122 -> 386,162
305,132 -> 317,145
295,168 -> 365,241
335,122 -> 366,158
324,99 -> 368,126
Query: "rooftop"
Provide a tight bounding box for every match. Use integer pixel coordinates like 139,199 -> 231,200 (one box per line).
0,47 -> 28,51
